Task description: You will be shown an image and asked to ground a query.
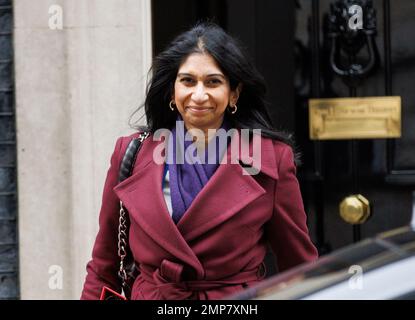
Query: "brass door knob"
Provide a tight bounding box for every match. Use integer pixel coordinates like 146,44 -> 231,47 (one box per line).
339,194 -> 371,224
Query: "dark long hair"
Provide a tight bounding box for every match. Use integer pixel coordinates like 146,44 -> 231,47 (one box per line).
131,22 -> 300,162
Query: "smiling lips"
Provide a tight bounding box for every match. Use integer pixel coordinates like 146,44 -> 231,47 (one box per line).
186,106 -> 213,114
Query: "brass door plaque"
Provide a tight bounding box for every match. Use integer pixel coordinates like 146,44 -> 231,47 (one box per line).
309,96 -> 401,140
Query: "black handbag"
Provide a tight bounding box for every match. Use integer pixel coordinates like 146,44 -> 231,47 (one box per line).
100,131 -> 150,300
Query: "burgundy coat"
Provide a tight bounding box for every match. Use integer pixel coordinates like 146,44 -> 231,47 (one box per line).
81,132 -> 318,300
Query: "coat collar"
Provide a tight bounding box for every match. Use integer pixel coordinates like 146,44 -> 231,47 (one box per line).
113,131 -> 279,278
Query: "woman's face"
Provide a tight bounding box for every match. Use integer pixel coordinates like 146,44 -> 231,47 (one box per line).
173,53 -> 240,133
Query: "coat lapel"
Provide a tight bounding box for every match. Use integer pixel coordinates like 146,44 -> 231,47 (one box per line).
113,138 -> 205,277
177,134 -> 279,242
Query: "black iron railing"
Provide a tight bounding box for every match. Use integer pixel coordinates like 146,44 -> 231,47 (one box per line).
0,1 -> 19,300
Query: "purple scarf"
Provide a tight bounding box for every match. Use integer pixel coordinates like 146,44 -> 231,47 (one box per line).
166,117 -> 229,224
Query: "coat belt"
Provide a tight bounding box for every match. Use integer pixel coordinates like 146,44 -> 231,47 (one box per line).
139,259 -> 265,300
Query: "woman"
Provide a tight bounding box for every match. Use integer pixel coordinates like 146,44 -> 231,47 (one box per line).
81,22 -> 318,300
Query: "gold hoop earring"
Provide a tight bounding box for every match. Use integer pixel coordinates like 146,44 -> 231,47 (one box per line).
169,100 -> 175,111
229,104 -> 237,114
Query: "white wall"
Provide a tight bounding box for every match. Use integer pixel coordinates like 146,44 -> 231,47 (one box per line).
14,0 -> 152,299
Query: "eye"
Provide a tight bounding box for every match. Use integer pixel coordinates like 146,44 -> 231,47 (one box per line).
206,78 -> 222,85
180,77 -> 195,84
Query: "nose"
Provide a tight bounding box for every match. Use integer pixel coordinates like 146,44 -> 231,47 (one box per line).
191,82 -> 208,103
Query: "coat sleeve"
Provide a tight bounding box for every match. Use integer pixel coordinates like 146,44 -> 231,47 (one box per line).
80,137 -> 124,300
265,144 -> 318,273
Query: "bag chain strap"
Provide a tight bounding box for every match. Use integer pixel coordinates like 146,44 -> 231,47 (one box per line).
117,132 -> 149,294
117,203 -> 129,290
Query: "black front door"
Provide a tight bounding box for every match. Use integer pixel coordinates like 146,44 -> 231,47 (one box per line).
295,0 -> 415,253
